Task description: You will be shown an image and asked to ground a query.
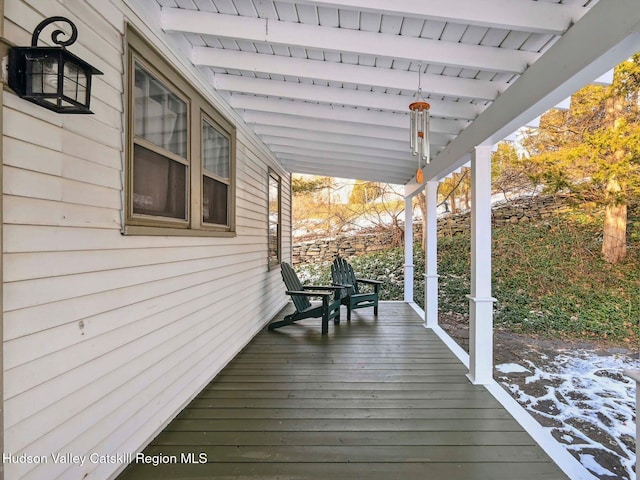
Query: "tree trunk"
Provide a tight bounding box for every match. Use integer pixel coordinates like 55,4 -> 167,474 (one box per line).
450,195 -> 457,213
392,216 -> 404,247
602,177 -> 627,263
601,95 -> 628,264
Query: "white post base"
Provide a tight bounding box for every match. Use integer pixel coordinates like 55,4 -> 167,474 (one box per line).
424,273 -> 439,328
404,264 -> 414,303
467,295 -> 496,385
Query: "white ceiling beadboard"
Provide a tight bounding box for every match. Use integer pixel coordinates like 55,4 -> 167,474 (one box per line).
153,0 -> 640,187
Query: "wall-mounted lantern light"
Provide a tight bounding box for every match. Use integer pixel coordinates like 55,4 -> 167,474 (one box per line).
8,16 -> 103,114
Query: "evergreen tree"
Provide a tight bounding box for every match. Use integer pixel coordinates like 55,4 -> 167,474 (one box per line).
522,54 -> 640,263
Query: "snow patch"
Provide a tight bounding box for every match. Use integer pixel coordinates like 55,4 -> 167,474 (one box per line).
498,351 -> 640,480
579,454 -> 617,477
496,363 -> 531,374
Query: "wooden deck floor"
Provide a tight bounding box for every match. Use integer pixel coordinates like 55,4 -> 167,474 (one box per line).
118,302 -> 568,480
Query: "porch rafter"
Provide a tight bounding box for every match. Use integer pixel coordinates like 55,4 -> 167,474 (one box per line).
214,75 -> 482,120
228,93 -> 469,134
242,110 -> 450,146
252,125 -> 407,151
191,47 -> 502,101
270,0 -> 586,35
161,7 -> 538,74
277,157 -> 410,184
275,149 -> 414,170
264,137 -> 415,161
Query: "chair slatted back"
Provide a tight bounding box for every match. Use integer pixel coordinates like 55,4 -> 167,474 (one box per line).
281,262 -> 311,311
331,256 -> 359,296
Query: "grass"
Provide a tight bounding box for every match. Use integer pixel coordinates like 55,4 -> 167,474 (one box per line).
297,208 -> 640,343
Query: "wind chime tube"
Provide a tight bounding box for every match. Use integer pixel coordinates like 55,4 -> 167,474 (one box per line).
417,118 -> 423,157
419,110 -> 426,161
410,110 -> 417,154
416,111 -> 421,158
423,110 -> 430,163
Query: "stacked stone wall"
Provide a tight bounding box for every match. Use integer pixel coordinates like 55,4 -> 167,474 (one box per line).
292,195 -> 570,265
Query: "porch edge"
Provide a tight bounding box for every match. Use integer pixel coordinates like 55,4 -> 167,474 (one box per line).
407,301 -> 598,480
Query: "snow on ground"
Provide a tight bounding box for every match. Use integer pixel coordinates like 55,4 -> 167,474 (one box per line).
495,363 -> 531,374
497,352 -> 639,480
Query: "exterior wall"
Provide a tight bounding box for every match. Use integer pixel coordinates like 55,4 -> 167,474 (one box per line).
2,1 -> 290,479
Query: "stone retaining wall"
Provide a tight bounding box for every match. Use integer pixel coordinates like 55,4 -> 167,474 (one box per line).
292,195 -> 569,265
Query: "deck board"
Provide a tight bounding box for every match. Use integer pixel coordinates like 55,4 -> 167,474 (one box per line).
117,302 -> 568,480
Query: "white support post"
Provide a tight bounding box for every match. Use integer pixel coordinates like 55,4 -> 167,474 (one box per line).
424,181 -> 439,328
623,369 -> 639,478
467,146 -> 496,385
404,196 -> 414,303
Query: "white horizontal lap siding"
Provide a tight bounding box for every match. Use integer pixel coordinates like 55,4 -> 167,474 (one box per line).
3,1 -> 290,479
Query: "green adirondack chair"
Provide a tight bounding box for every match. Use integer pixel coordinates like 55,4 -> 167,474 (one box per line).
268,262 -> 343,335
331,256 -> 382,321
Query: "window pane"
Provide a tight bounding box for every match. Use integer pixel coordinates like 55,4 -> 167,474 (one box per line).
133,144 -> 187,220
268,174 -> 280,265
202,120 -> 229,178
134,64 -> 187,158
203,176 -> 228,225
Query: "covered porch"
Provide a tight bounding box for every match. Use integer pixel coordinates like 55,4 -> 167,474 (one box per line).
147,0 -> 640,389
1,1 -> 639,479
118,303 -> 569,480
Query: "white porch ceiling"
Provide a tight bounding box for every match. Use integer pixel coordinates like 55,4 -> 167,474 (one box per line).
153,0 -> 640,187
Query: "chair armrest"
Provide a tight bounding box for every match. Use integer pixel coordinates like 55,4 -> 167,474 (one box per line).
286,290 -> 333,297
331,283 -> 353,289
304,285 -> 346,298
356,278 -> 383,285
303,285 -> 344,291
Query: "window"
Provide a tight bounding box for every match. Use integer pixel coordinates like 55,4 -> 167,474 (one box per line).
202,118 -> 230,226
125,27 -> 236,236
268,170 -> 281,268
132,65 -> 188,220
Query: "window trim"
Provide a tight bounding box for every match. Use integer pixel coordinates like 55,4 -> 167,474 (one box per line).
123,25 -> 236,236
268,169 -> 282,269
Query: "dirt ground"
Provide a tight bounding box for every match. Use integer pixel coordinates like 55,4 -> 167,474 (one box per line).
439,312 -> 639,480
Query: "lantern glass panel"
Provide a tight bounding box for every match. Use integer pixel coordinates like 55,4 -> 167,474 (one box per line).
63,61 -> 87,105
29,55 -> 59,95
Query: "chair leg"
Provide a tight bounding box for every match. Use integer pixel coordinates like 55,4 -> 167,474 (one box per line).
347,306 -> 352,321
374,305 -> 378,316
322,297 -> 329,335
268,313 -> 295,331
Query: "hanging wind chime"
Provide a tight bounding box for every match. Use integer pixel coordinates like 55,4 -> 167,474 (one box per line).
409,65 -> 430,183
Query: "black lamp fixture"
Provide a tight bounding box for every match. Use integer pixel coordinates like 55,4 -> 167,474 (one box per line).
8,16 -> 103,114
